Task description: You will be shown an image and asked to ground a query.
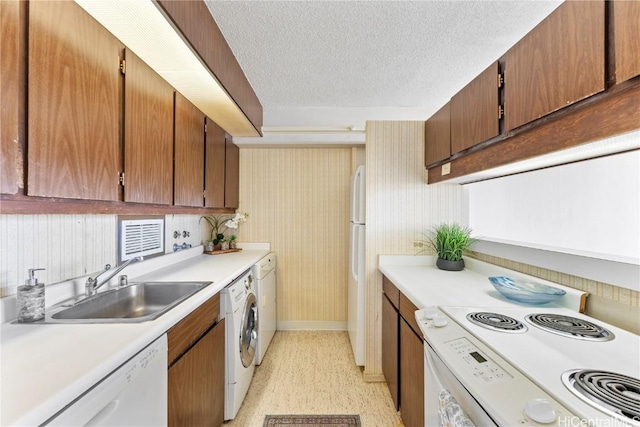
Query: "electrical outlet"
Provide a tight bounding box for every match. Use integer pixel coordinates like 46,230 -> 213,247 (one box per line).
441,162 -> 451,176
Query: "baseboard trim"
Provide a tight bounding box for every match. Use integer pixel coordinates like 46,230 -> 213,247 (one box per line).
277,321 -> 347,331
363,372 -> 386,383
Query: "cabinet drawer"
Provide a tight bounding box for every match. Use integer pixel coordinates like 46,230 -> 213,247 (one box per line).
167,292 -> 220,365
382,276 -> 400,310
399,293 -> 422,338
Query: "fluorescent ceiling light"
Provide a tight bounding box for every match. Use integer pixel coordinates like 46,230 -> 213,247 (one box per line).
75,0 -> 258,136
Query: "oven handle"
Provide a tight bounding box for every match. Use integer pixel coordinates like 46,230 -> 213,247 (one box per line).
424,342 -> 446,391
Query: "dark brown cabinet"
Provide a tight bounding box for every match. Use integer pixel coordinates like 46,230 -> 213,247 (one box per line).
0,0 -> 21,195
612,1 -> 640,84
168,293 -> 224,427
382,276 -> 424,427
451,62 -> 500,154
224,139 -> 240,208
27,0 -> 122,200
204,119 -> 226,208
503,1 -> 605,132
123,49 -> 174,205
174,92 -> 205,207
424,102 -> 450,167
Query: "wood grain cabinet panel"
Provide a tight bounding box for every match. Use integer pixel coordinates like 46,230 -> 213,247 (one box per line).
451,62 -> 499,154
504,1 -> 605,132
424,102 -> 451,167
204,118 -> 226,208
123,49 -> 174,205
0,0 -> 21,195
174,92 -> 205,207
400,318 -> 425,427
27,1 -> 122,200
168,319 -> 224,427
613,1 -> 640,84
382,293 -> 399,410
224,139 -> 240,208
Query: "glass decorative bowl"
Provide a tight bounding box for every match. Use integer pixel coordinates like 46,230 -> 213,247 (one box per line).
488,276 -> 566,304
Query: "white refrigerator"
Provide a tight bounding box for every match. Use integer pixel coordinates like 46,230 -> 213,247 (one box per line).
348,165 -> 365,366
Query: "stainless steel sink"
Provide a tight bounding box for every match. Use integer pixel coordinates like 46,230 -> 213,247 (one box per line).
48,281 -> 211,323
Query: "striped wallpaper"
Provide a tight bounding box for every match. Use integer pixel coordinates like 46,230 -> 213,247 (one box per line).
238,147 -> 353,329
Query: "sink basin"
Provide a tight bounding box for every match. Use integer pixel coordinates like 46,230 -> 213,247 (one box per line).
48,281 -> 211,323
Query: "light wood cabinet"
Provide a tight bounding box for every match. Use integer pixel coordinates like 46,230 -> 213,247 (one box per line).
400,317 -> 425,427
424,102 -> 450,167
204,118 -> 226,208
0,0 -> 21,195
224,139 -> 240,208
451,62 -> 500,154
612,1 -> 640,84
174,92 -> 205,207
27,1 -> 122,200
123,49 -> 174,205
168,293 -> 224,427
503,1 -> 605,132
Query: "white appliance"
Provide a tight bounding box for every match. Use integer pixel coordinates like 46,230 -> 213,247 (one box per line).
417,306 -> 640,427
253,253 -> 277,365
349,165 -> 366,366
221,269 -> 258,420
46,335 -> 167,426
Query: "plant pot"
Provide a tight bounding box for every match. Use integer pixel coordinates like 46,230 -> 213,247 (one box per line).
204,241 -> 215,252
436,258 -> 465,271
230,240 -> 237,249
221,241 -> 230,251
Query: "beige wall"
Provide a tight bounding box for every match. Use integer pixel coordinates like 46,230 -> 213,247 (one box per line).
238,147 -> 353,329
364,121 -> 465,380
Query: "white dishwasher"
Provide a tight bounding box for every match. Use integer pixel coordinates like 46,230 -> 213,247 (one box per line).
253,253 -> 276,365
46,335 -> 167,426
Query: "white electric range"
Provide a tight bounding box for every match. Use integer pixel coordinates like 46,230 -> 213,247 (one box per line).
417,305 -> 640,427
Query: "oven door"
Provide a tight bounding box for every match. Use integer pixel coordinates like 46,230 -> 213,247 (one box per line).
424,341 -> 498,427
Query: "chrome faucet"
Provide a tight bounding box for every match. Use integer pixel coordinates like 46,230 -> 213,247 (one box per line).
85,256 -> 143,297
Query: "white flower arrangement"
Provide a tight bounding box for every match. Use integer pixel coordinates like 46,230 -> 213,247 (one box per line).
224,212 -> 248,230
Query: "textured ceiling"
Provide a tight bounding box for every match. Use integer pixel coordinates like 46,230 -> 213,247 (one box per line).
205,0 -> 562,135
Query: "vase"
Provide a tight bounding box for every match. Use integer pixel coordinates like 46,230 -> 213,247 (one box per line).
204,241 -> 215,252
436,258 -> 465,271
221,241 -> 230,251
230,240 -> 237,249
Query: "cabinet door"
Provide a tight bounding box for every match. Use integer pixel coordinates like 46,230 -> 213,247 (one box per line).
28,1 -> 122,200
123,49 -> 174,204
174,92 -> 205,207
613,1 -> 640,84
504,1 -> 605,132
204,118 -> 226,208
424,102 -> 450,167
224,139 -> 240,208
451,62 -> 499,154
400,318 -> 424,427
382,294 -> 399,410
168,319 -> 225,427
0,0 -> 21,195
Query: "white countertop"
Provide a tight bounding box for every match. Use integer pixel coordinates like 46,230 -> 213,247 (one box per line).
378,255 -> 586,312
0,246 -> 269,426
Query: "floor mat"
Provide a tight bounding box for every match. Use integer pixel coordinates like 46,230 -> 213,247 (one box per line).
263,414 -> 362,427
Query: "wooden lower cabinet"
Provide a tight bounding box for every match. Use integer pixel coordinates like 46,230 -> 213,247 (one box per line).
382,294 -> 399,410
400,318 -> 425,427
168,318 -> 224,427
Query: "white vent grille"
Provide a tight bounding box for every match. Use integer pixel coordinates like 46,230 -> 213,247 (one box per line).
119,218 -> 164,261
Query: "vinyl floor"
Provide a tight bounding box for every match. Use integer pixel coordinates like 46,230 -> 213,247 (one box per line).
225,331 -> 403,427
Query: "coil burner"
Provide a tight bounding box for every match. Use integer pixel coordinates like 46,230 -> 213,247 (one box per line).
525,313 -> 614,341
563,370 -> 640,425
466,312 -> 528,333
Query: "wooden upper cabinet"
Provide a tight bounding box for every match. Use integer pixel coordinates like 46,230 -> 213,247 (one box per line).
204,118 -> 226,208
612,1 -> 640,84
123,49 -> 174,205
504,1 -> 605,132
224,140 -> 240,209
174,93 -> 205,207
451,62 -> 500,154
27,1 -> 122,200
424,102 -> 450,167
0,0 -> 21,195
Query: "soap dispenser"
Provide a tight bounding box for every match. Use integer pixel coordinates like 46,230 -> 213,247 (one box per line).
17,268 -> 46,323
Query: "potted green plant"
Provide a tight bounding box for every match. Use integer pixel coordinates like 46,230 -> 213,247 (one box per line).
228,234 -> 238,249
200,214 -> 231,250
426,223 -> 477,271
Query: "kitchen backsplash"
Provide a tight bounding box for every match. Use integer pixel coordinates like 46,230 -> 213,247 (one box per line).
0,214 -> 208,297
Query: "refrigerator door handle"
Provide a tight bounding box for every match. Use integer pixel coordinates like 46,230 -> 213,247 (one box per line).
351,167 -> 360,223
351,225 -> 359,282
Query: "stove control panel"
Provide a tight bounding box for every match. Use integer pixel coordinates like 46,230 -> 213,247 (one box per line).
446,338 -> 511,384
